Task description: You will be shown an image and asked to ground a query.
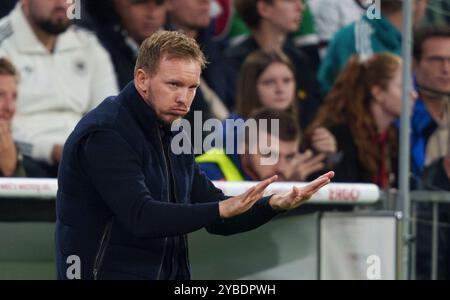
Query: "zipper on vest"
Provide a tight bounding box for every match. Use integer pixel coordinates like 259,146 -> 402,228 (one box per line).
183,234 -> 191,278
156,237 -> 168,280
156,128 -> 171,280
167,151 -> 190,278
93,220 -> 113,280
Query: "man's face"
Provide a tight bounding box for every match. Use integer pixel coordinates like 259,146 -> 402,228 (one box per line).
415,37 -> 450,94
248,133 -> 299,181
0,75 -> 17,124
138,56 -> 201,124
259,0 -> 304,33
22,0 -> 71,35
113,0 -> 167,44
167,0 -> 211,31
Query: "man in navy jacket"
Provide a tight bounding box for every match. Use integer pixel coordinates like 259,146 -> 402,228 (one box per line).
56,30 -> 334,280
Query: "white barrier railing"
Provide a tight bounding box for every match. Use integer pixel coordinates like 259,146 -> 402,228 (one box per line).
0,178 -> 380,204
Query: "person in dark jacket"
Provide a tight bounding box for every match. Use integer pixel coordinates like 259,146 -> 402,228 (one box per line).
225,0 -> 321,129
55,30 -> 334,280
83,0 -> 168,89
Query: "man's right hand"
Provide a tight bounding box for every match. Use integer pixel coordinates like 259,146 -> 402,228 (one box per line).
219,175 -> 278,219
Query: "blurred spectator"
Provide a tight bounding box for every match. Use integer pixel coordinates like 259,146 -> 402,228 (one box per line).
0,0 -> 118,177
231,50 -> 336,159
236,50 -> 298,119
222,1 -> 321,73
197,109 -> 325,182
84,0 -> 167,89
166,0 -> 231,116
309,0 -> 367,58
226,0 -> 321,129
318,0 -> 428,96
204,51 -> 336,182
0,57 -> 25,177
305,53 -> 416,189
411,25 -> 450,177
416,134 -> 450,280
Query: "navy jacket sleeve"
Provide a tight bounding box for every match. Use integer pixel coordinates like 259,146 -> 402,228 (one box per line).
80,130 -> 222,238
190,163 -> 280,236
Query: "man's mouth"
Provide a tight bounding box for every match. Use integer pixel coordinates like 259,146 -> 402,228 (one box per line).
169,108 -> 188,115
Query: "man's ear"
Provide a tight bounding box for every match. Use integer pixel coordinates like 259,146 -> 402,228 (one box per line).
135,69 -> 149,95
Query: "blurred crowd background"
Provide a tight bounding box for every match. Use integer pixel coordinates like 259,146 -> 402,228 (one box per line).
1,0 -> 450,279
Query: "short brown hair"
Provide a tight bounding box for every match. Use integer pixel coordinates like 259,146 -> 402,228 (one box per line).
248,108 -> 300,142
414,25 -> 450,61
134,30 -> 207,75
235,0 -> 272,30
0,57 -> 18,78
236,50 -> 297,118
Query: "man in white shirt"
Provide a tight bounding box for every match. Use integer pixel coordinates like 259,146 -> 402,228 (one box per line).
0,0 -> 118,177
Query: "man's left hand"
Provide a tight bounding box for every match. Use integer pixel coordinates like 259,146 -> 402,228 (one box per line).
269,171 -> 335,211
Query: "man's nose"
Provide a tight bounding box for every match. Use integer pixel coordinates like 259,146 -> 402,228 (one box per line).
175,90 -> 188,104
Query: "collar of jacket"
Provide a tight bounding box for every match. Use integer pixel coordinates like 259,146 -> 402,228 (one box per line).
122,82 -> 176,141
